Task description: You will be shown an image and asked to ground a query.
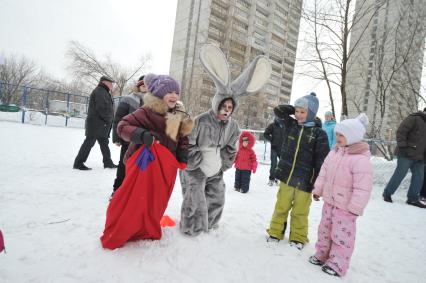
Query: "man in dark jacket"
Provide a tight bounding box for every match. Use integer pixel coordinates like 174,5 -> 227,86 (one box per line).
73,75 -> 117,170
110,75 -> 146,196
263,117 -> 285,186
383,108 -> 426,208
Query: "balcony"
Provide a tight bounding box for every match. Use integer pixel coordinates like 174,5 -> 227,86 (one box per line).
256,2 -> 271,16
211,2 -> 228,20
209,16 -> 226,30
233,9 -> 249,23
208,28 -> 224,41
213,0 -> 230,9
270,46 -> 283,57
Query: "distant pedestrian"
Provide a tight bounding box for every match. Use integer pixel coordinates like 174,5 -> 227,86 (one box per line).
73,75 -> 117,170
382,108 -> 426,208
323,111 -> 336,149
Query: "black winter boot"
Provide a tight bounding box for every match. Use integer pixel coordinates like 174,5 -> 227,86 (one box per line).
383,193 -> 393,203
406,199 -> 426,208
73,163 -> 92,170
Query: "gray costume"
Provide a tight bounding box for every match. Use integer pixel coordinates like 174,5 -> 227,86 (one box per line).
179,44 -> 272,236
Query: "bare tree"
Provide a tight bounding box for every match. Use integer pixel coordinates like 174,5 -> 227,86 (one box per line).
366,6 -> 425,139
66,41 -> 150,96
0,54 -> 40,105
341,1 -> 425,147
299,0 -> 383,118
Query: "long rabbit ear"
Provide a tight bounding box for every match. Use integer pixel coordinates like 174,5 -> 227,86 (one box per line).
230,56 -> 271,97
200,44 -> 230,90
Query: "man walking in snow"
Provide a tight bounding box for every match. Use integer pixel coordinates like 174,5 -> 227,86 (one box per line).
382,108 -> 426,208
73,75 -> 117,170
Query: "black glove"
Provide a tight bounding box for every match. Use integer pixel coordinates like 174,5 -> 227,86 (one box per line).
141,131 -> 154,149
274,104 -> 295,118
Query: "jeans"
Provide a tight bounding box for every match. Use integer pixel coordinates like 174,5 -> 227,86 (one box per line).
421,164 -> 426,198
383,156 -> 425,202
269,148 -> 279,181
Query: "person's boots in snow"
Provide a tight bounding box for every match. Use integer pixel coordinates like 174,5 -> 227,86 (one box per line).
104,162 -> 118,169
322,265 -> 340,277
274,179 -> 280,186
406,199 -> 426,208
382,193 -> 392,203
73,163 -> 92,170
266,235 -> 280,242
289,240 -> 304,250
267,180 -> 274,186
308,255 -> 324,266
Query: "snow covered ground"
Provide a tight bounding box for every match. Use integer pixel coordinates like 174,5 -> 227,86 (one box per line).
0,120 -> 425,283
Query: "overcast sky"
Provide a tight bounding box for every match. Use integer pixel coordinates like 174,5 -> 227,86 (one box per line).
0,0 -> 341,117
0,0 -> 178,77
1,0 -> 424,117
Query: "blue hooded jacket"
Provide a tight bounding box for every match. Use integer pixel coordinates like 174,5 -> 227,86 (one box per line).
322,120 -> 336,149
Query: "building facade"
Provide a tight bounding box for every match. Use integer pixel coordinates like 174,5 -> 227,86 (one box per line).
170,0 -> 303,130
346,0 -> 426,139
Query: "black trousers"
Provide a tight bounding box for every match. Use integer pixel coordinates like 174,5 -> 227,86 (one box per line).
269,148 -> 279,181
74,136 -> 113,166
112,143 -> 129,191
234,169 -> 252,193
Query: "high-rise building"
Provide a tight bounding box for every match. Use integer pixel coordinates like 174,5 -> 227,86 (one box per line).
170,0 -> 303,130
346,0 -> 426,139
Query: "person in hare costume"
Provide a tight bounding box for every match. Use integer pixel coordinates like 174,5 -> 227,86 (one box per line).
179,44 -> 271,236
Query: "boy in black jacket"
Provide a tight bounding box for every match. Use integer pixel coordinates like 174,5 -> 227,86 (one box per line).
266,93 -> 329,250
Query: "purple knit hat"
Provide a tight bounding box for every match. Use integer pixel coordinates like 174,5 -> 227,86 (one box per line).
147,75 -> 180,98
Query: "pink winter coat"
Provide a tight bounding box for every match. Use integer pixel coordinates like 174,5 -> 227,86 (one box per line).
312,142 -> 373,216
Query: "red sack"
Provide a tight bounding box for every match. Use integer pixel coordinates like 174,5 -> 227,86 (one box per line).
100,144 -> 186,250
0,230 -> 5,253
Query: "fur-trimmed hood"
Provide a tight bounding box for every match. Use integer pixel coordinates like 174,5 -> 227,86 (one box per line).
143,93 -> 194,141
239,131 -> 255,149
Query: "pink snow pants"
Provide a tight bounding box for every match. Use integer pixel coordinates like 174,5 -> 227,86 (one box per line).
314,202 -> 357,276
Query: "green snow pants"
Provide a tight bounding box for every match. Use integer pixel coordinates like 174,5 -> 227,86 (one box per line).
267,182 -> 312,243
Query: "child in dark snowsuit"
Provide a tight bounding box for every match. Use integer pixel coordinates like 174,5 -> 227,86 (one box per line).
234,131 -> 258,193
266,92 -> 329,250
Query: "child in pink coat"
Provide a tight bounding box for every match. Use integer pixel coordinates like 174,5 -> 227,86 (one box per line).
310,113 -> 373,277
234,131 -> 258,193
